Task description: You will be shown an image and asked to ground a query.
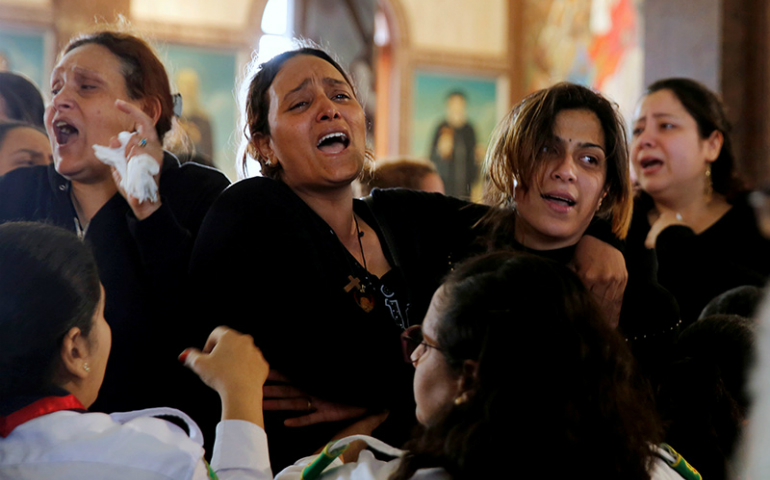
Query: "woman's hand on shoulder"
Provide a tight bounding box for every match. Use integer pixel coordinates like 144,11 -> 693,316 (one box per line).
571,235 -> 627,328
645,210 -> 686,249
181,326 -> 269,426
264,370 -> 369,427
110,99 -> 164,220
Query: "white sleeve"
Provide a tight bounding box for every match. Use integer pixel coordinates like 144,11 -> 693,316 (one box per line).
192,420 -> 273,480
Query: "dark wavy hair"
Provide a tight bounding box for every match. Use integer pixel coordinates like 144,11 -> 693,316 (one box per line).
0,222 -> 101,398
0,72 -> 46,128
241,46 -> 362,179
392,252 -> 662,480
659,314 -> 754,480
644,78 -> 741,197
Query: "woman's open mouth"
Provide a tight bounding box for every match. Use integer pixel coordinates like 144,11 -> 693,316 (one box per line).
639,157 -> 664,172
316,132 -> 350,154
541,193 -> 576,207
54,120 -> 79,146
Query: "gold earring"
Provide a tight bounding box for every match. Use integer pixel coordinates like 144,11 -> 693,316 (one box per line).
454,392 -> 469,406
705,164 -> 713,200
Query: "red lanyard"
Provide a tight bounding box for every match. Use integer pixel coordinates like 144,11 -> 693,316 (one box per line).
0,394 -> 85,437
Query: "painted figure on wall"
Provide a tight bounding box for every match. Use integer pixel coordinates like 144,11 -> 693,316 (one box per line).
429,91 -> 479,199
175,68 -> 214,165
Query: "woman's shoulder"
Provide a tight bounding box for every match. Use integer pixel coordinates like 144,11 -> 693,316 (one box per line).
159,154 -> 231,194
3,408 -> 203,479
367,188 -> 488,224
274,435 -> 450,480
210,176 -> 308,219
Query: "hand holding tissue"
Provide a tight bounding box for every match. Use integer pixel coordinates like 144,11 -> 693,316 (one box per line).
93,131 -> 160,203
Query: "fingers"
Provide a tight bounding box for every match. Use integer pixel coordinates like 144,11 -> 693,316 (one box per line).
202,325 -> 233,353
284,412 -> 323,428
264,384 -> 307,398
115,99 -> 156,141
267,369 -> 291,382
110,166 -> 122,187
179,347 -> 203,371
263,398 -> 313,411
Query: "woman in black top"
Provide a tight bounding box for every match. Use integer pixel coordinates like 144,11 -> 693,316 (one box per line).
0,31 -> 230,415
190,48 -> 628,468
627,78 -> 770,326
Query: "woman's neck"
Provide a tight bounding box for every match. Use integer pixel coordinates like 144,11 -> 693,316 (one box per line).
513,214 -> 582,251
651,189 -> 731,234
70,180 -> 118,225
294,186 -> 357,242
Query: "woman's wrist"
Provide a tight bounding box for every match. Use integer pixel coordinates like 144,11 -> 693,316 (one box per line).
220,390 -> 264,428
131,199 -> 162,220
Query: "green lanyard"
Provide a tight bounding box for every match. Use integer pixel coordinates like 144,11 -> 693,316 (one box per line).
300,441 -> 350,480
659,443 -> 702,480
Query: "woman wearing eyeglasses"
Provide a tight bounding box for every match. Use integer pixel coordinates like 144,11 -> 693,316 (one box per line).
264,252 -> 686,479
189,49 -> 628,469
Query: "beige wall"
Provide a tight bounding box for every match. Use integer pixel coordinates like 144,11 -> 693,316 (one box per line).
399,0 -> 508,57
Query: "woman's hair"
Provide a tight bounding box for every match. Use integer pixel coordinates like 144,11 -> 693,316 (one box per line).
63,31 -> 175,143
0,121 -> 48,150
0,72 -> 46,128
360,156 -> 439,195
240,45 -> 367,179
0,222 -> 101,398
484,82 -> 633,239
659,315 -> 754,480
393,251 -> 662,480
644,78 -> 740,197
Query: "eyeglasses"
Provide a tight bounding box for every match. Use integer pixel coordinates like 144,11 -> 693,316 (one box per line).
400,324 -> 443,364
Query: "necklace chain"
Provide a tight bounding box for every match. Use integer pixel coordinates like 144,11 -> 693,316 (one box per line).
353,213 -> 367,272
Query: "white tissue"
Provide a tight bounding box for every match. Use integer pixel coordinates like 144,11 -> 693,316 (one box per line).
92,131 -> 160,203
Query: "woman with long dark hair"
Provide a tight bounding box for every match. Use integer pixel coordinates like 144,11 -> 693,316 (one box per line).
189,48 -> 627,468
272,252 -> 684,479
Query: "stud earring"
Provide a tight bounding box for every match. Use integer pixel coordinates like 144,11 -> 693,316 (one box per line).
454,392 -> 469,406
83,363 -> 90,372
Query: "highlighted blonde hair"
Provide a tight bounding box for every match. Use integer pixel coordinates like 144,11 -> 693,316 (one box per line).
484,83 -> 632,239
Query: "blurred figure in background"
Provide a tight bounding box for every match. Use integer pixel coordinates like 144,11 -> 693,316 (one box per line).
0,121 -> 51,176
359,156 -> 444,195
659,315 -> 754,480
0,72 -> 46,128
